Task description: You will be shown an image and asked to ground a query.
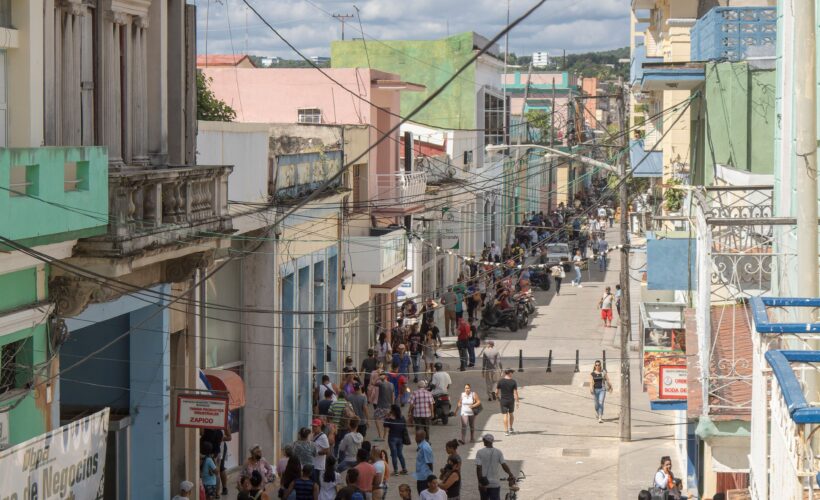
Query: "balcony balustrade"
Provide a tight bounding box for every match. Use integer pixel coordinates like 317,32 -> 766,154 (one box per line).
691,7 -> 776,62
371,171 -> 427,212
75,165 -> 232,257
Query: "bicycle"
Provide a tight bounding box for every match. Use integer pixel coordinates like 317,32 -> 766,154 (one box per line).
503,470 -> 526,500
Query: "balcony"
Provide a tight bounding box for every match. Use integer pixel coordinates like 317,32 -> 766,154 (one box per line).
371,171 -> 427,215
75,164 -> 232,258
344,227 -> 409,287
691,7 -> 776,62
0,147 -> 108,246
630,43 -> 662,89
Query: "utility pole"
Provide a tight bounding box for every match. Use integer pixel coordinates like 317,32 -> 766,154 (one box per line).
617,77 -> 632,442
332,13 -> 354,40
550,78 -> 556,211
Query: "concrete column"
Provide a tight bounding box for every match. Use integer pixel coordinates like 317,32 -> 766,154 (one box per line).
100,13 -> 125,164
132,19 -> 149,164
8,0 -> 44,148
146,0 -> 168,165
241,240 -> 277,461
129,296 -> 171,500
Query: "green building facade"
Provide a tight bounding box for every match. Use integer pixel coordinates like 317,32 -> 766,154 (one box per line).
0,146 -> 108,447
692,61 -> 775,186
331,32 -> 483,130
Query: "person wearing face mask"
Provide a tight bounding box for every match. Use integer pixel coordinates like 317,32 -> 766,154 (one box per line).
240,444 -> 276,490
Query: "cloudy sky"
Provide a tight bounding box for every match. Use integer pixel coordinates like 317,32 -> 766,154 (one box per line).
195,0 -> 630,60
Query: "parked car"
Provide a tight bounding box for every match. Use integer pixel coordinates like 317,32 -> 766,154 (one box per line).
545,243 -> 571,265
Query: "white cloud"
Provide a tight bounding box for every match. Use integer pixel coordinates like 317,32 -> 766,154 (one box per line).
195,0 -> 629,58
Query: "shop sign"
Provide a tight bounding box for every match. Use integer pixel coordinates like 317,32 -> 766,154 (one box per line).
0,408 -> 108,499
659,365 -> 688,400
176,394 -> 228,429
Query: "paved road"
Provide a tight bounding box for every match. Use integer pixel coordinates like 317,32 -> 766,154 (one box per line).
394,230 -> 625,499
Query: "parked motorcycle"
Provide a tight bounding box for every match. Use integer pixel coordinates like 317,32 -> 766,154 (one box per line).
529,269 -> 551,291
479,303 -> 520,332
513,291 -> 535,319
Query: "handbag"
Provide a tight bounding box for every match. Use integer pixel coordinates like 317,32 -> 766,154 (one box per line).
472,402 -> 483,415
402,426 -> 411,445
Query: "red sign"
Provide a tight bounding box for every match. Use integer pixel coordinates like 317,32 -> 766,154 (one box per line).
659,365 -> 688,400
176,394 -> 229,429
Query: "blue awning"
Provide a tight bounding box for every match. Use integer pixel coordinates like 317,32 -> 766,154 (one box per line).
630,139 -> 663,178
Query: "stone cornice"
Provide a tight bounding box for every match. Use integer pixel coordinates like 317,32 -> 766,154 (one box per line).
59,0 -> 87,16
110,0 -> 151,18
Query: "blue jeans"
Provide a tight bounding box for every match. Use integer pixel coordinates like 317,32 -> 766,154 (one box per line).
411,353 -> 421,380
573,266 -> 582,285
388,437 -> 406,472
594,388 -> 606,415
467,342 -> 476,366
599,256 -> 607,272
457,340 -> 469,370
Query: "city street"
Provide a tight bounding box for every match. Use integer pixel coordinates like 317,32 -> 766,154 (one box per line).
395,229 -> 678,499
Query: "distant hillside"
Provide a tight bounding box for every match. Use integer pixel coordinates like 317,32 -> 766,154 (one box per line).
513,47 -> 629,81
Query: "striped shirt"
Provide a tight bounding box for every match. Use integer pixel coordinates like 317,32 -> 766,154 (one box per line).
329,399 -> 353,425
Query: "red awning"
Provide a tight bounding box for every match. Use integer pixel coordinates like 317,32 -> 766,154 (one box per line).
204,369 -> 246,410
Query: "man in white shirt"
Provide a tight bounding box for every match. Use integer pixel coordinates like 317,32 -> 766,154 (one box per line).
429,363 -> 452,397
311,418 -> 330,482
475,435 -> 514,500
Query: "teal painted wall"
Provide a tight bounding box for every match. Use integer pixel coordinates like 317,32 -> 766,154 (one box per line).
701,62 -> 775,185
0,147 -> 108,246
331,33 -> 478,130
0,324 -> 49,445
0,267 -> 38,310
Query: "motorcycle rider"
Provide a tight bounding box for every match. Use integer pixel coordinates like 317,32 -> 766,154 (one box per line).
429,363 -> 452,399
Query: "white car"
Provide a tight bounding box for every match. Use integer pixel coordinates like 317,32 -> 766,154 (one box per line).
545,243 -> 571,265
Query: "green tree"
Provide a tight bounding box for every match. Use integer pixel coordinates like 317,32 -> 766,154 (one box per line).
525,109 -> 551,144
197,72 -> 236,122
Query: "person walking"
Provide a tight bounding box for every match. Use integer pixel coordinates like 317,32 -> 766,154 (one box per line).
441,287 -> 458,337
598,237 -> 609,272
337,418 -> 364,472
311,419 -> 331,484
456,384 -> 481,444
615,284 -> 622,317
347,383 -> 370,438
361,349 -> 379,390
599,286 -> 615,328
392,344 -> 413,384
383,404 -> 408,475
456,317 -> 472,372
408,380 -> 434,441
282,464 -> 319,500
374,372 -> 395,442
550,263 -> 564,296
495,369 -> 520,436
475,435 -> 514,500
589,360 -> 613,423
407,325 -> 423,383
414,429 -> 435,495
318,457 -> 342,500
376,331 -> 391,366
292,427 -> 317,473
480,340 -> 501,400
200,442 -> 218,500
439,455 -> 461,500
571,250 -> 583,287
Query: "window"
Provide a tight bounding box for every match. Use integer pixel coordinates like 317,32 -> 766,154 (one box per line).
463,150 -> 473,167
64,161 -> 89,192
484,92 -> 506,146
9,164 -> 38,197
297,108 -> 322,124
0,339 -> 30,396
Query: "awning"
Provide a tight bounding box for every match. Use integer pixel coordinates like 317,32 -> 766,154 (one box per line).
371,270 -> 413,293
204,369 -> 246,410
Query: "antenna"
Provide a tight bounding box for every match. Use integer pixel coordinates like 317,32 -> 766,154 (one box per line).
332,13 -> 355,40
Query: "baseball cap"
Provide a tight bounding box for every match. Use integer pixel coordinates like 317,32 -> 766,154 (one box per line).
482,434 -> 495,443
180,480 -> 194,492
311,418 -> 323,427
